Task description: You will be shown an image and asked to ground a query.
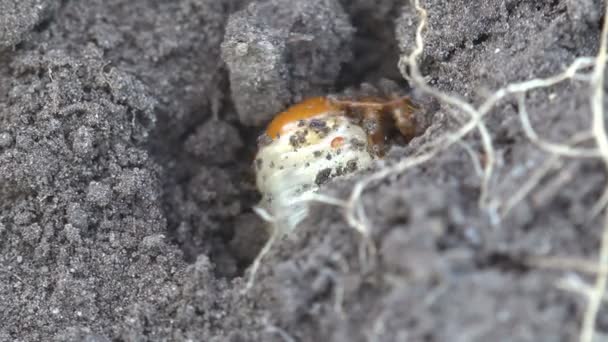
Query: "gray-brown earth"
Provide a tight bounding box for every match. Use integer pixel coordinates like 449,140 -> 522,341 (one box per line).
0,0 -> 604,341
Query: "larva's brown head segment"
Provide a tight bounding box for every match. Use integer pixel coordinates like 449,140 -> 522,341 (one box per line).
327,95 -> 419,157
384,96 -> 419,140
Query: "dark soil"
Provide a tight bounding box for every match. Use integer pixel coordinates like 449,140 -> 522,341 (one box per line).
0,0 -> 604,341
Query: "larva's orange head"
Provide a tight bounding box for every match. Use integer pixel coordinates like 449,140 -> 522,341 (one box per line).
265,97 -> 339,139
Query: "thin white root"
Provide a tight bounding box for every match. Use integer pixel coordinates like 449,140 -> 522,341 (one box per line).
591,188 -> 608,220
242,230 -> 278,294
532,162 -> 578,206
490,132 -> 594,218
497,154 -> 563,217
528,256 -> 608,275
263,316 -> 297,342
580,0 -> 608,340
304,193 -> 348,207
556,274 -> 598,301
516,94 -> 599,158
457,140 -> 484,178
252,206 -> 277,223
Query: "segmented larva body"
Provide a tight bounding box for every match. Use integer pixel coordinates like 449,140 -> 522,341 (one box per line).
245,94 -> 417,290
255,97 -> 375,234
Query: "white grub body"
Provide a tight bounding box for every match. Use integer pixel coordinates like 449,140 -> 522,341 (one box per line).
255,114 -> 374,234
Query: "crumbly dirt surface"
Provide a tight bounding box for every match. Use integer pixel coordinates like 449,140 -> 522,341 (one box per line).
0,0 -> 604,341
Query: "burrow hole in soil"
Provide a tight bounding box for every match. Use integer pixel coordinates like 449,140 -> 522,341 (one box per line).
158,3 -> 410,280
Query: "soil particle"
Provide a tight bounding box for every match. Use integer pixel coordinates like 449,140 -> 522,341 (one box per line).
221,0 -> 354,126
315,167 -> 333,186
289,129 -> 309,148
